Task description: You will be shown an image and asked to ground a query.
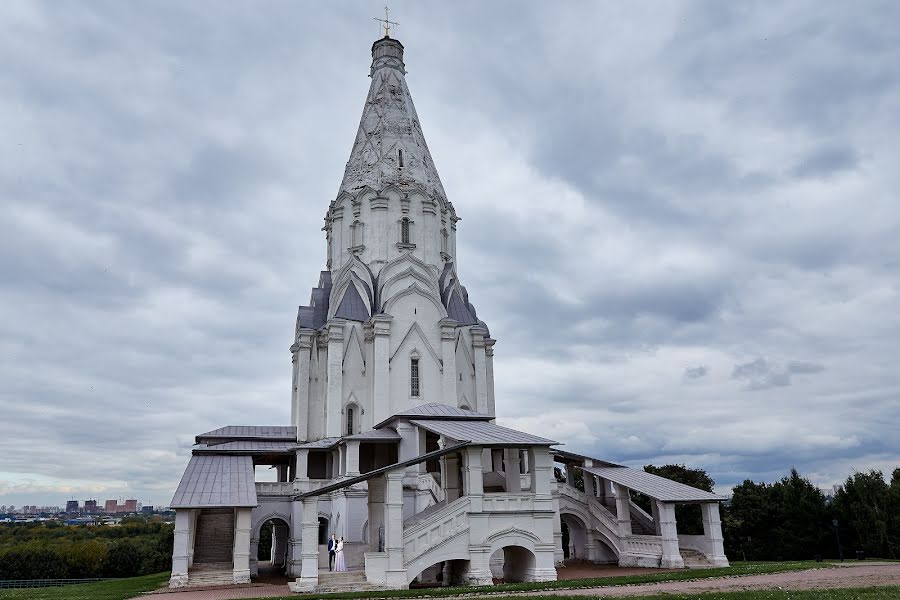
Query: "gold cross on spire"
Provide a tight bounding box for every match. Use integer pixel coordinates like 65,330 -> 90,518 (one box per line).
373,6 -> 399,38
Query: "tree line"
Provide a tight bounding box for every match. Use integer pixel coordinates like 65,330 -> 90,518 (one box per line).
0,518 -> 173,580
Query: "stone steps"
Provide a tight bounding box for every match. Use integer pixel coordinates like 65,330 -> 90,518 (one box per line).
316,570 -> 387,593
680,548 -> 713,569
188,564 -> 234,586
194,509 -> 234,564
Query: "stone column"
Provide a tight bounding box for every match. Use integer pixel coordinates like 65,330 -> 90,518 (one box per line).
471,327 -> 488,414
565,465 -> 576,488
276,464 -> 288,482
657,501 -> 684,568
463,445 -> 484,512
484,338 -> 496,417
529,447 -> 553,496
346,440 -> 361,477
337,443 -> 346,478
325,320 -> 345,438
701,503 -> 729,566
169,509 -> 192,587
232,508 -> 252,583
439,318 -> 458,405
372,315 -> 393,424
295,449 -> 309,492
444,452 -> 462,502
651,500 -> 661,535
614,484 -> 633,538
583,462 -> 596,498
383,470 -> 407,587
293,330 -> 315,441
504,448 -> 521,493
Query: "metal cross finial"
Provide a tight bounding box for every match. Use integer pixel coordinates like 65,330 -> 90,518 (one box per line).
373,6 -> 399,38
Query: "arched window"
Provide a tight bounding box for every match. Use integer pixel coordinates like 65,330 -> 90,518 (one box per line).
398,148 -> 404,168
346,407 -> 354,436
350,220 -> 364,248
410,357 -> 420,397
401,218 -> 410,245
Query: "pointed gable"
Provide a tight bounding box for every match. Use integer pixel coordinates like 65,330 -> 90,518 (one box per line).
334,283 -> 370,321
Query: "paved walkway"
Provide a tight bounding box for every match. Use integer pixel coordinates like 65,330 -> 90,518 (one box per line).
132,563 -> 900,600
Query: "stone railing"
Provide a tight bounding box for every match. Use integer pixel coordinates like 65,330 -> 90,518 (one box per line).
418,472 -> 445,504
624,534 -> 664,557
482,493 -> 535,513
587,497 -> 620,534
255,482 -> 294,496
403,496 -> 470,564
629,499 -> 655,532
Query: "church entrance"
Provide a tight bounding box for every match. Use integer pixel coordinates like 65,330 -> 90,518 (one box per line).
256,517 -> 290,579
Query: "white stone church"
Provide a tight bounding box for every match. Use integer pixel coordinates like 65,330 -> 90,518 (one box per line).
168,34 -> 728,592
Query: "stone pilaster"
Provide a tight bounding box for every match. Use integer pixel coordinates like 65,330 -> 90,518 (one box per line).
292,329 -> 315,441
345,440 -> 361,477
372,314 -> 393,424
383,470 -> 407,587
288,500 -> 304,577
484,338 -> 496,417
439,318 -> 458,405
290,497 -> 320,592
504,448 -> 521,492
471,327 -> 488,414
463,445 -> 484,512
325,320 -> 345,438
614,483 -> 633,538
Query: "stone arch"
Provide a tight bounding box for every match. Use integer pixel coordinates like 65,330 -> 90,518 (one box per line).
484,527 -> 545,583
560,511 -> 588,561
382,283 -> 448,319
255,516 -> 290,572
405,553 -> 471,584
252,509 -> 292,540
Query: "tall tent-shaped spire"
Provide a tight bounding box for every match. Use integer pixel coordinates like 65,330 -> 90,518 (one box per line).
339,37 -> 447,202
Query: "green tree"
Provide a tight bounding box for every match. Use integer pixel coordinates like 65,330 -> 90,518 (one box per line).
833,469 -> 896,558
639,464 -> 715,535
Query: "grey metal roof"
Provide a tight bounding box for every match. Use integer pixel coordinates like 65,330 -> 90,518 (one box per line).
552,449 -> 624,468
170,455 -> 257,508
334,283 -> 369,322
297,271 -> 332,330
446,289 -> 477,325
194,440 -> 297,454
296,436 -> 341,450
375,402 -> 492,428
344,428 -> 400,442
196,425 -> 296,443
410,419 -> 558,446
583,466 -> 725,503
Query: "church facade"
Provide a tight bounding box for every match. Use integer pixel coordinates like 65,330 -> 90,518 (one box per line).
168,35 -> 728,592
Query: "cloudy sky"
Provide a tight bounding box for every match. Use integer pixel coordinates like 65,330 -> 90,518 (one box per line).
2,0 -> 899,508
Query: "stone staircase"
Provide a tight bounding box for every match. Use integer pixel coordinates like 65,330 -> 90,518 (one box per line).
316,570 -> 389,593
680,548 -> 713,569
188,562 -> 234,586
193,508 -> 234,564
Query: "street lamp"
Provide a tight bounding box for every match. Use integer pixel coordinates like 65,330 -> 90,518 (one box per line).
833,519 -> 843,562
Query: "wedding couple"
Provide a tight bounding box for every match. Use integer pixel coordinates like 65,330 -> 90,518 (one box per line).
327,534 -> 347,572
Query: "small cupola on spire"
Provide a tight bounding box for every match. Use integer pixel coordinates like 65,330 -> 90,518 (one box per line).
370,37 -> 406,76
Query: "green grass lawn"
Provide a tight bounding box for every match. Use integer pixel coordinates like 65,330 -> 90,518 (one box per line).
271,561 -> 830,600
0,572 -> 169,600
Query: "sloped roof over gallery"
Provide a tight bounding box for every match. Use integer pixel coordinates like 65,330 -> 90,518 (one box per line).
337,36 -> 448,202
195,425 -> 297,444
583,465 -> 726,503
373,402 -> 493,429
170,454 -> 257,508
410,419 -> 558,447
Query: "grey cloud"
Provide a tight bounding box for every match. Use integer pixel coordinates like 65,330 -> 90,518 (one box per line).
684,365 -> 709,380
791,146 -> 859,179
731,357 -> 826,390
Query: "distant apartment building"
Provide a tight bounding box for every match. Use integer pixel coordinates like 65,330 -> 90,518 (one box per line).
65,500 -> 79,514
104,499 -> 118,514
84,499 -> 98,514
141,505 -> 154,515
124,499 -> 137,513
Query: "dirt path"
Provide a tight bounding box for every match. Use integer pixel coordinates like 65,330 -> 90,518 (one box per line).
508,563 -> 900,597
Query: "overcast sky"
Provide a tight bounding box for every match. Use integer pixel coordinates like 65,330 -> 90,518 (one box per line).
2,1 -> 899,508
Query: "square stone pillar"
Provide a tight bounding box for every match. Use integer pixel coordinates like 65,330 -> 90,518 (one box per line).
614,484 -> 633,538
584,472 -> 596,498
651,500 -> 662,535
290,497 -> 321,592
565,465 -> 576,487
439,318 -> 458,405
444,452 -> 462,502
372,315 -> 393,424
232,508 -> 252,583
657,501 -> 684,568
276,464 -> 288,482
462,445 -> 484,512
337,443 -> 346,478
471,327 -> 488,414
529,447 -> 553,496
292,329 -> 315,442
325,320 -> 345,438
702,503 -> 729,566
346,440 -> 361,477
384,470 -> 407,587
169,509 -> 193,587
288,500 -> 304,577
368,475 -> 386,551
504,448 -> 521,492
294,449 -> 309,492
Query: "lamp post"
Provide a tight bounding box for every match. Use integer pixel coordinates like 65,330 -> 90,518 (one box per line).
833,519 -> 843,562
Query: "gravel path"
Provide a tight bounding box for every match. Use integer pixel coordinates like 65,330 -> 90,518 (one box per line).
510,563 -> 900,597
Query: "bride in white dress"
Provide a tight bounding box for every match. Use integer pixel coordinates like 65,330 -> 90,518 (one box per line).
334,537 -> 347,572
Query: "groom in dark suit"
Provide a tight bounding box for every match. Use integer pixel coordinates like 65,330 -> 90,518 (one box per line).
327,534 -> 337,571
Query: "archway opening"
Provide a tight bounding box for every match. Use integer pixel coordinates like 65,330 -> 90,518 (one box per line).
560,513 -> 588,563
409,559 -> 470,588
489,545 -> 536,583
256,517 -> 290,581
